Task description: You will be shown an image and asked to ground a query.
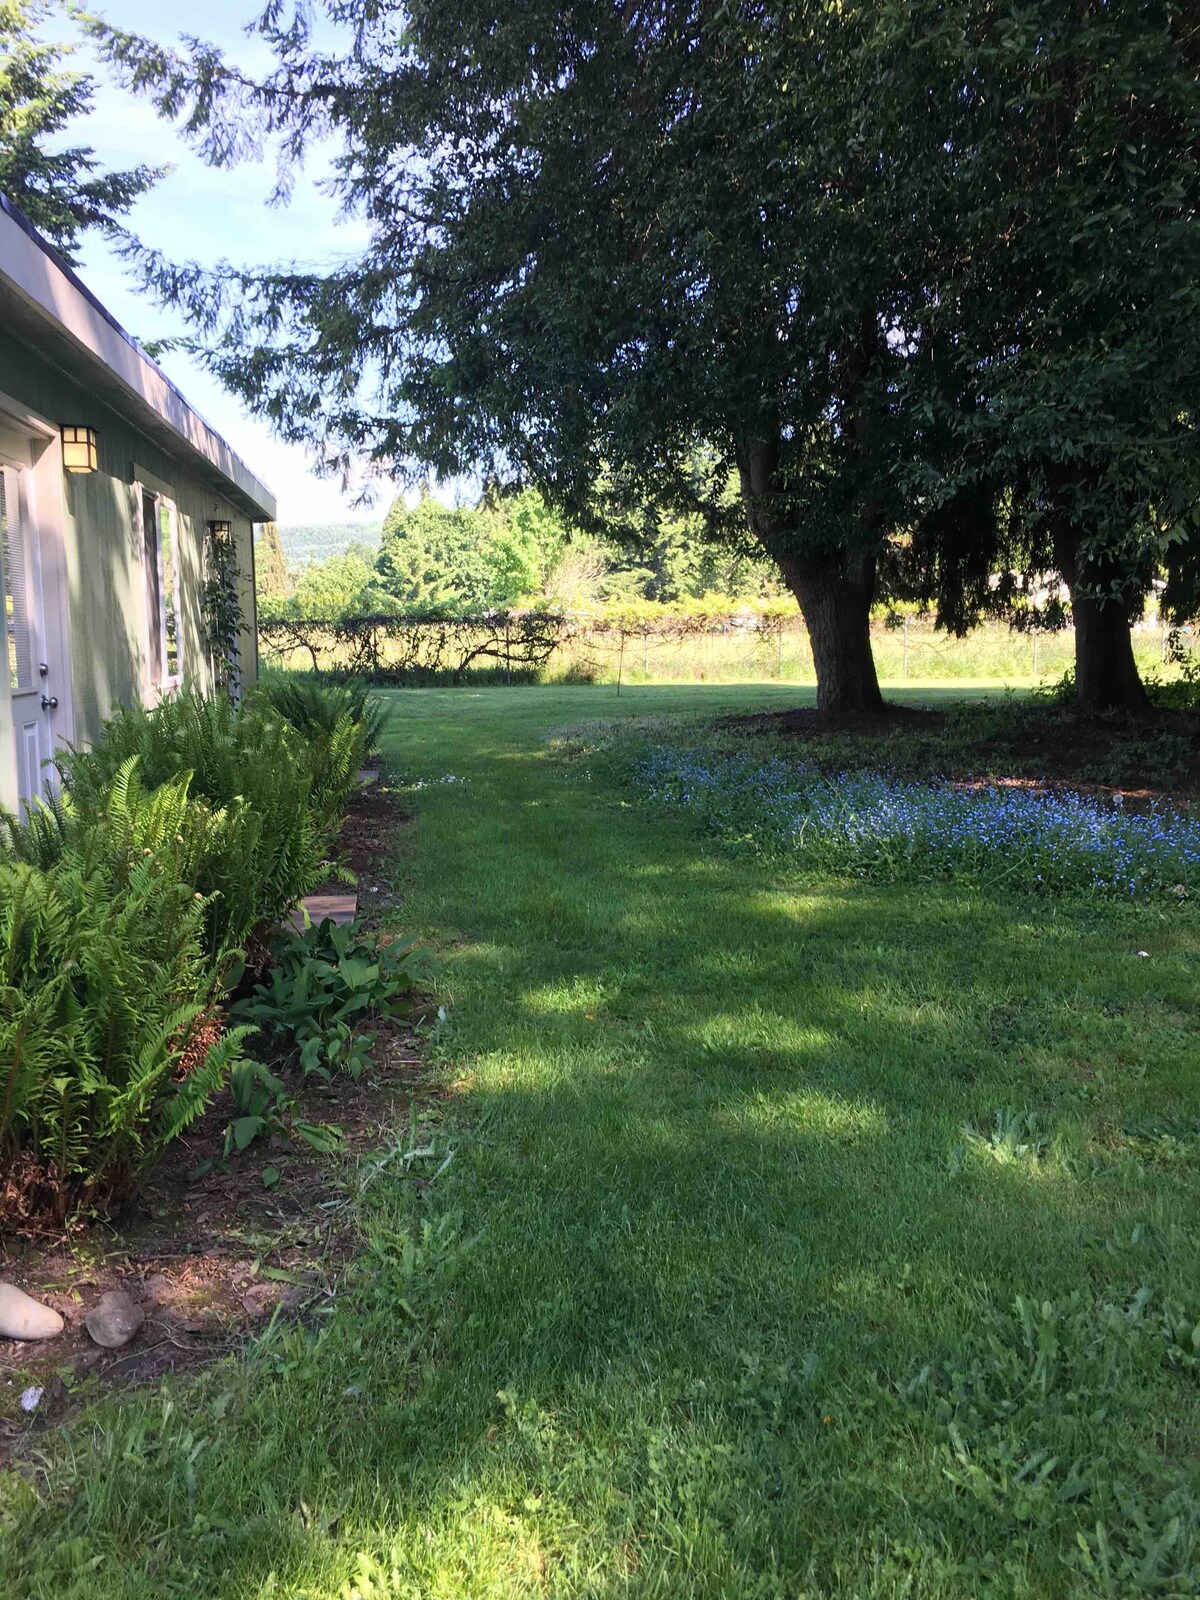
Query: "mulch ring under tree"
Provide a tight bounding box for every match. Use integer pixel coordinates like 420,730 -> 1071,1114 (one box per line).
0,775 -> 434,1465
722,703 -> 1200,804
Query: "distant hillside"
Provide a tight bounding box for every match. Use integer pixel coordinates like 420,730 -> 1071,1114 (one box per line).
276,522 -> 384,569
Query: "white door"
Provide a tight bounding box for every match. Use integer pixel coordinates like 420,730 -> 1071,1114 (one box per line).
1,463 -> 59,808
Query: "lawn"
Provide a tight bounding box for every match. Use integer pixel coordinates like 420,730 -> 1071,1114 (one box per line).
3,682 -> 1199,1598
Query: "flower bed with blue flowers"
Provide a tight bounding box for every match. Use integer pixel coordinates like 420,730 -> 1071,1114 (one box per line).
604,739 -> 1200,898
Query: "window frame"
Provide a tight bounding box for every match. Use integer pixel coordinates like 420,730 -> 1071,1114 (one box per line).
136,481 -> 184,696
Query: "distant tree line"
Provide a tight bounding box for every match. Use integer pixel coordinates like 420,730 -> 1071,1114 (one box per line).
271,522 -> 384,570
257,484 -> 779,621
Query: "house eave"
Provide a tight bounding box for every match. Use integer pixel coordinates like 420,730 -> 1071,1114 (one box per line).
0,194 -> 277,522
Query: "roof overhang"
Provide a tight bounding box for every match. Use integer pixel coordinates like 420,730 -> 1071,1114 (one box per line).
0,196 -> 276,521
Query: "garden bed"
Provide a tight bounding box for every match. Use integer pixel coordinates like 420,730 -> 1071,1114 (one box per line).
0,777 -> 429,1463
722,701 -> 1200,801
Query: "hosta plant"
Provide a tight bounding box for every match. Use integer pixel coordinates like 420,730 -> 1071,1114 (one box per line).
233,917 -> 428,1081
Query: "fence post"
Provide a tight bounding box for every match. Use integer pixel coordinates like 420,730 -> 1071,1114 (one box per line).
617,629 -> 625,696
902,617 -> 909,679
504,617 -> 511,685
777,624 -> 783,677
1032,631 -> 1040,677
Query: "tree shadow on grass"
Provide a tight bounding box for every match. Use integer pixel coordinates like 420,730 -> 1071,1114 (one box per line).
6,742 -> 1200,1598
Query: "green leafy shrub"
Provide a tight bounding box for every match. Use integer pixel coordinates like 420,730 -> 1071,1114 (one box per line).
252,671 -> 388,763
56,687 -> 365,950
216,918 -> 427,1163
0,762 -> 254,1227
234,918 -> 428,1081
220,1059 -> 343,1162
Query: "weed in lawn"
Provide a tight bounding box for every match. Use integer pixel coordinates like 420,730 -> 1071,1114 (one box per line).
898,1290 -> 1200,1593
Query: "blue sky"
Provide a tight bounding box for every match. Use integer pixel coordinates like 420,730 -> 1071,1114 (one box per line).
54,0 -> 397,525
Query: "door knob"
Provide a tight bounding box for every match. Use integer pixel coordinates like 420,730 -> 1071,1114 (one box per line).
41,695 -> 58,711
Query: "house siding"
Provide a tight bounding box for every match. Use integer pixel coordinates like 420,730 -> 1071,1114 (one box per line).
0,328 -> 260,806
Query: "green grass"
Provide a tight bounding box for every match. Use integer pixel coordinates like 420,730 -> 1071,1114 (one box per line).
3,682 -> 1200,1598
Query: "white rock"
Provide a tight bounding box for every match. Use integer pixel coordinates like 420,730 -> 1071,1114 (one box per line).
85,1290 -> 145,1350
0,1282 -> 64,1341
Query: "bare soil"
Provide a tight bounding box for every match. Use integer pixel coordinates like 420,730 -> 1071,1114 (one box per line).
721,703 -> 1200,802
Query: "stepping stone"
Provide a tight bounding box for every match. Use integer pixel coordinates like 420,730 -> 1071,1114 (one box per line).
0,1283 -> 64,1342
286,891 -> 358,932
356,768 -> 379,787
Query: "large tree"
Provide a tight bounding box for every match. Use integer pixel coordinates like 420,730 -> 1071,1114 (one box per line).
89,0 -> 976,712
897,2 -> 1200,711
91,3 -> 1198,711
0,0 -> 163,262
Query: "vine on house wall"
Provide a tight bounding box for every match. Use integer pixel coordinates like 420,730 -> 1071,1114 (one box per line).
202,521 -> 243,699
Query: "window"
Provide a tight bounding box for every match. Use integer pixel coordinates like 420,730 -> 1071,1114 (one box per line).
159,501 -> 180,679
141,487 -> 182,690
0,467 -> 33,691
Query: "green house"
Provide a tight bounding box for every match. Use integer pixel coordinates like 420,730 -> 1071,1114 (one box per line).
0,193 -> 274,813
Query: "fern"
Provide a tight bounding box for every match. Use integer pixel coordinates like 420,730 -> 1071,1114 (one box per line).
58,688 -> 342,949
154,1024 -> 256,1153
0,779 -> 235,1217
253,672 -> 388,760
0,683 -> 361,1224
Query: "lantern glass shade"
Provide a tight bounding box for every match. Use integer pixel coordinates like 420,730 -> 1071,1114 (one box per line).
62,425 -> 98,473
209,519 -> 233,538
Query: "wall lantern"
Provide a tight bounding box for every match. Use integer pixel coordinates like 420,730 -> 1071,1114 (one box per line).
61,425 -> 98,473
208,519 -> 233,538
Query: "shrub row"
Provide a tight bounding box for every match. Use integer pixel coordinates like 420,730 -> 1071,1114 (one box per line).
0,680 -> 382,1227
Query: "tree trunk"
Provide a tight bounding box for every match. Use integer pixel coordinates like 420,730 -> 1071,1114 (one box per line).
1053,522 -> 1149,713
736,434 -> 884,716
1070,589 -> 1149,713
779,553 -> 884,715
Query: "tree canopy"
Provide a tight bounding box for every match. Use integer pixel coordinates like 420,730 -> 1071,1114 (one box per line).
91,1 -> 1199,709
0,0 -> 163,262
896,3 -> 1200,709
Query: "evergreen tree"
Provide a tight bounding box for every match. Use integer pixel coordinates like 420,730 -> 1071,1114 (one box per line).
897,2 -> 1200,710
253,521 -> 292,604
0,0 -> 163,262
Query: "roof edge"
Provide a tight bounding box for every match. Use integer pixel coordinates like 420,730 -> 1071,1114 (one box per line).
0,193 -> 277,521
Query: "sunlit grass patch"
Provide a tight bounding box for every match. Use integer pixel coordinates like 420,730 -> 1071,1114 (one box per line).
4,684 -> 1200,1599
